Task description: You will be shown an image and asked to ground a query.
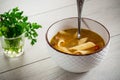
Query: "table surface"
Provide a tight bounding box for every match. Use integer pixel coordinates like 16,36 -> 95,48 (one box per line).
0,0 -> 120,80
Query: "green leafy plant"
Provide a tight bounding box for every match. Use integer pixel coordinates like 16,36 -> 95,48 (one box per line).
0,7 -> 42,57
0,7 -> 42,45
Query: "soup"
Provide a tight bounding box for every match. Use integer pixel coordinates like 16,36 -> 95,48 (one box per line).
50,28 -> 105,55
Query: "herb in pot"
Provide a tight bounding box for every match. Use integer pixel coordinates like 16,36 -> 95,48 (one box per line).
0,7 -> 42,57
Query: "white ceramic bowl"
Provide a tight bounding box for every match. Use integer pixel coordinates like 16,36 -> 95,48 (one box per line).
46,17 -> 110,73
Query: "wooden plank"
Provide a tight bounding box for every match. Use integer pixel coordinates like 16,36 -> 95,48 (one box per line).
0,35 -> 120,80
0,0 -> 120,79
0,0 -> 120,76
0,0 -> 75,16
0,58 -> 59,80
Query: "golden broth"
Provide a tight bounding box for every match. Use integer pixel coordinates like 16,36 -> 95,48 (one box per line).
50,28 -> 105,55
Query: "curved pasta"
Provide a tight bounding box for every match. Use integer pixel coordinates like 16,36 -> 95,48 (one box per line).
58,39 -> 64,47
59,30 -> 66,34
57,39 -> 71,53
74,50 -> 93,55
78,37 -> 88,45
58,46 -> 71,54
69,42 -> 96,50
57,38 -> 96,55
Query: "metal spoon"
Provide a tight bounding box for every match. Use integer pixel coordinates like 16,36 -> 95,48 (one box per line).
77,0 -> 84,39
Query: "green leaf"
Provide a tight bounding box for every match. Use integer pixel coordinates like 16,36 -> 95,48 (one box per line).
0,7 -> 42,45
12,7 -> 19,12
31,23 -> 41,29
0,31 -> 2,36
15,11 -> 23,17
33,31 -> 38,37
23,16 -> 28,22
28,36 -> 32,39
31,39 -> 37,45
1,26 -> 8,31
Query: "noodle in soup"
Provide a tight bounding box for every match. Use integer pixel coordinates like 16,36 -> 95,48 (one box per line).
50,28 -> 105,55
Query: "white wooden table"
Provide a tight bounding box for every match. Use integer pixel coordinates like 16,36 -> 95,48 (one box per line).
0,0 -> 120,80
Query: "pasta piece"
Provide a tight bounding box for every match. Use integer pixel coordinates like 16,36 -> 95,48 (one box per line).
74,32 -> 77,38
59,30 -> 66,34
57,39 -> 71,53
58,39 -> 65,47
78,37 -> 88,45
74,50 -> 93,55
69,42 -> 96,50
58,46 -> 71,54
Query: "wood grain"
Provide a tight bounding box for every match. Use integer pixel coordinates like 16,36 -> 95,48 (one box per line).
0,0 -> 120,80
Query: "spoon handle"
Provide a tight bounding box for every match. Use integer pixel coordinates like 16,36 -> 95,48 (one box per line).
77,0 -> 84,38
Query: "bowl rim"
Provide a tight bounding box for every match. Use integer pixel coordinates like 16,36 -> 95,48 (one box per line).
45,17 -> 110,56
